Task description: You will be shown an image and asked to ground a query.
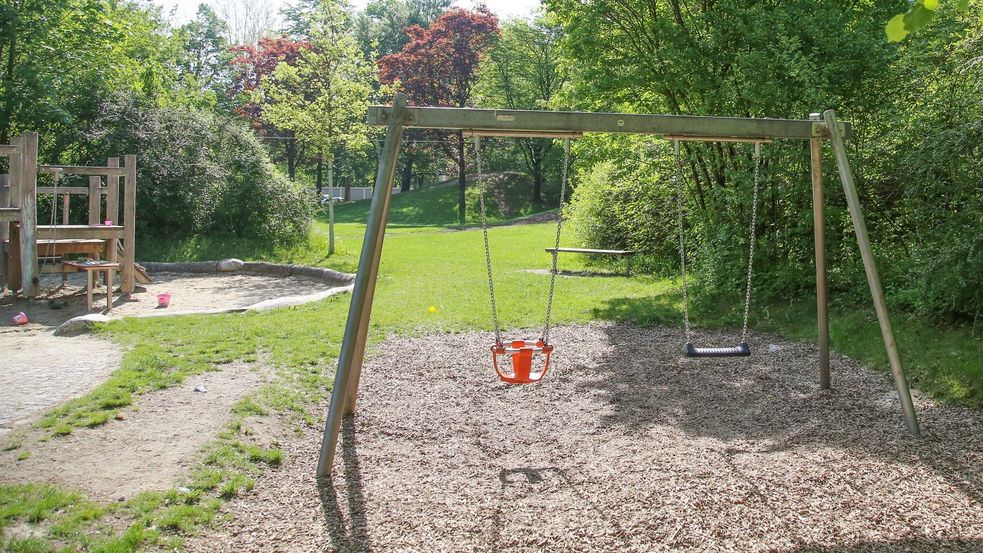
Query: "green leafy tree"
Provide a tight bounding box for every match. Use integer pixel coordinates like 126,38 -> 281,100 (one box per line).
174,4 -> 231,108
886,0 -> 977,41
477,18 -> 568,204
0,0 -> 178,150
262,0 -> 374,194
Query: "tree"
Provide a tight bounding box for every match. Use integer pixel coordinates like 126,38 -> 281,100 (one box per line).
379,7 -> 499,223
262,0 -> 374,253
229,36 -> 309,179
478,18 -> 567,204
174,4 -> 231,108
353,0 -> 452,59
262,0 -> 373,193
0,0 -> 179,155
886,0 -> 977,41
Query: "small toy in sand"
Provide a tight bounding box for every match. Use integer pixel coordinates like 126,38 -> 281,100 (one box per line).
12,311 -> 29,325
157,293 -> 171,308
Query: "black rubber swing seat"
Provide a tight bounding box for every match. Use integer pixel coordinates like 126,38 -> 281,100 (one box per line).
684,342 -> 751,358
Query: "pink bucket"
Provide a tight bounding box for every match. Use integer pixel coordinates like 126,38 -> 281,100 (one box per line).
104,220 -> 113,226
12,312 -> 28,325
157,293 -> 171,308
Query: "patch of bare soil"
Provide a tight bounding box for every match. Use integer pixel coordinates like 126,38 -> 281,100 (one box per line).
0,332 -> 121,435
184,324 -> 983,552
0,363 -> 268,501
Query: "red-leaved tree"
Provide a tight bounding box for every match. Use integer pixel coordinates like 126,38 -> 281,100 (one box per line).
229,36 -> 309,179
378,7 -> 499,223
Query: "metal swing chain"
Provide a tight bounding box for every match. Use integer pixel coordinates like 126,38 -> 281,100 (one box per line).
740,142 -> 762,343
541,138 -> 571,345
474,136 -> 503,346
673,140 -> 692,342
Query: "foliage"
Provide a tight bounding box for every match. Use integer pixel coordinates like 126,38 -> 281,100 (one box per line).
229,36 -> 310,178
379,7 -> 500,223
554,0 -> 983,322
886,0 -> 977,41
353,0 -> 452,59
80,92 -> 315,243
173,4 -> 233,110
477,18 -> 568,203
261,0 -> 375,190
0,0 -> 179,148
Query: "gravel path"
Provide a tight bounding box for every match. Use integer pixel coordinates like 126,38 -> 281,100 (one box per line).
186,323 -> 983,552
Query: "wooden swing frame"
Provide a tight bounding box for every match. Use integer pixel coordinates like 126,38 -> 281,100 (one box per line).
316,93 -> 919,477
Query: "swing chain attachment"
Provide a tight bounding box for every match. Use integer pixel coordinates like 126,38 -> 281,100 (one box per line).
474,135 -> 502,347
541,137 -> 571,345
741,142 -> 762,343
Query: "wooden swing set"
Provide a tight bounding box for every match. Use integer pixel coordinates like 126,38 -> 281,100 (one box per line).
316,93 -> 920,477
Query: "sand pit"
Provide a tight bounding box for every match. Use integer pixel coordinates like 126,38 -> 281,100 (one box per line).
184,324 -> 983,552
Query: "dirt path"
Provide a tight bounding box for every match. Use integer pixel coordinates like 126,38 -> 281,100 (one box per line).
0,332 -> 121,435
0,271 -> 346,435
0,363 -> 268,501
185,324 -> 983,552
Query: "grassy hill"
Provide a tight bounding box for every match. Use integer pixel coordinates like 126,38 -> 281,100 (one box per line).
332,171 -> 559,227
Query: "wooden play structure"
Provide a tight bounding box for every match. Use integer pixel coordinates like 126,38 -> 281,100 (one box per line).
1,131 -> 142,298
316,95 -> 922,476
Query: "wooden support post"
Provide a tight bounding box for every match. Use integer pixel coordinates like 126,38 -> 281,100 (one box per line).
106,157 -> 120,224
824,110 -> 919,435
88,176 -> 101,225
121,155 -> 136,294
0,174 -> 8,291
317,93 -> 408,477
61,190 -> 69,225
810,113 -> 830,389
20,132 -> 39,298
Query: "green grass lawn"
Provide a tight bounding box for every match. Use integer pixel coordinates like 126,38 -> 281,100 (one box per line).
3,186 -> 980,551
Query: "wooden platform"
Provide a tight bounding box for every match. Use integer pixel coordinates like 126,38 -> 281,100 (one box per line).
0,207 -> 18,222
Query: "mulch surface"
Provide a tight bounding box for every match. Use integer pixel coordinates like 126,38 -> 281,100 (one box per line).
186,324 -> 983,552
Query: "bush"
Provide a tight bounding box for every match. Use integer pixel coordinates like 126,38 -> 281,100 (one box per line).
79,92 -> 315,244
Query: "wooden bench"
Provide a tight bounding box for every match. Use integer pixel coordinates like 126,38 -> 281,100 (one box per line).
545,247 -> 636,275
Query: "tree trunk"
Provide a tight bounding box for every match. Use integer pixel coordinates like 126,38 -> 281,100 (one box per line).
285,135 -> 298,180
0,30 -> 17,145
327,156 -> 335,256
400,154 -> 413,192
457,131 -> 466,224
316,148 -> 324,194
531,148 -> 544,205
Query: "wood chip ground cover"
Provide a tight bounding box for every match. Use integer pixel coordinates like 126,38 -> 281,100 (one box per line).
185,323 -> 983,552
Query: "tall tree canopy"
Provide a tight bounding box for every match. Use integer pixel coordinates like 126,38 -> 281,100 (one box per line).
261,0 -> 374,193
478,17 -> 567,204
379,6 -> 499,222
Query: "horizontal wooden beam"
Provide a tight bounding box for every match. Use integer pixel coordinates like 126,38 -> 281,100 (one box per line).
367,105 -> 851,140
0,144 -> 20,156
0,207 -> 19,222
37,225 -> 122,240
37,187 -> 93,195
39,165 -> 126,177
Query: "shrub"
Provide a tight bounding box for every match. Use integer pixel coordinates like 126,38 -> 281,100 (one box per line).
79,92 -> 315,244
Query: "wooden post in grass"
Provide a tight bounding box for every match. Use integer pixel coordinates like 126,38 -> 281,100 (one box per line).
19,132 -> 39,298
121,154 -> 137,294
810,113 -> 831,389
88,176 -> 101,225
824,110 -> 919,435
318,93 -> 408,477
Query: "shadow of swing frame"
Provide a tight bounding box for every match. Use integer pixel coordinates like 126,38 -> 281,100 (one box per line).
316,93 -> 920,478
